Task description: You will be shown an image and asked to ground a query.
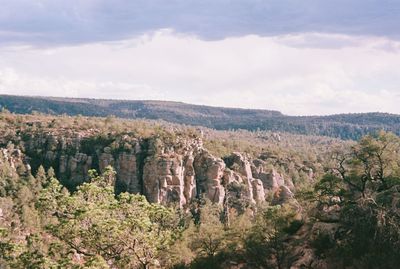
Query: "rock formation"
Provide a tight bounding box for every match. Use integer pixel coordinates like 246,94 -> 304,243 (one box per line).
271,185 -> 295,205
4,130 -> 299,208
193,150 -> 226,204
59,153 -> 92,187
259,168 -> 285,191
0,148 -> 31,176
99,147 -> 141,193
143,154 -> 185,205
224,152 -> 256,203
251,178 -> 265,202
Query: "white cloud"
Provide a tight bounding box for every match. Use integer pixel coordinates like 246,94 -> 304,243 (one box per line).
0,68 -> 164,100
0,31 -> 399,115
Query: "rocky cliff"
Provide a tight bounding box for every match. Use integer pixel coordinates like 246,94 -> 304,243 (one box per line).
3,129 -> 298,208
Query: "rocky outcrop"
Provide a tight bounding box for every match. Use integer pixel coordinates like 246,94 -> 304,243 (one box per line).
193,150 -> 226,204
272,185 -> 295,205
143,154 -> 186,206
142,137 -> 203,207
251,158 -> 265,178
6,130 -> 300,208
59,153 -> 92,187
224,152 -> 257,203
0,148 -> 31,176
259,169 -> 285,191
98,146 -> 115,170
183,155 -> 196,205
99,147 -> 141,193
251,178 -> 265,202
288,224 -> 330,269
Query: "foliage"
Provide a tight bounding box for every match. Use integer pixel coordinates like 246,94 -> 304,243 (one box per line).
36,166 -> 180,268
244,205 -> 300,269
2,110 -> 400,268
313,131 -> 400,268
2,95 -> 400,140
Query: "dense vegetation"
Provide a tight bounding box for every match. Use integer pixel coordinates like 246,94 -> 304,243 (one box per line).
1,112 -> 400,268
308,132 -> 400,268
0,161 -> 299,269
1,94 -> 400,140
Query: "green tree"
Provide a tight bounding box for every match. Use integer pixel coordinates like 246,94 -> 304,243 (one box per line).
329,132 -> 400,199
37,167 -> 179,268
244,205 -> 299,269
35,165 -> 47,188
189,201 -> 226,258
315,132 -> 400,268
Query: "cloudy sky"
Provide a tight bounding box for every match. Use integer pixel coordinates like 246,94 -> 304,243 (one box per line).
1,0 -> 400,115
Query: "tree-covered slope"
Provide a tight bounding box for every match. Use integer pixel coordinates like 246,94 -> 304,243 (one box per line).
1,94 -> 399,140
1,111 -> 400,268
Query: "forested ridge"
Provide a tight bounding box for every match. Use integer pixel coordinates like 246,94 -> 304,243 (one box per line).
1,95 -> 399,140
1,112 -> 400,268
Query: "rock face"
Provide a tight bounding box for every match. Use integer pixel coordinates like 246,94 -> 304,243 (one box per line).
9,131 -> 298,208
59,153 -> 92,187
259,169 -> 285,191
224,152 -> 256,203
143,155 -> 185,206
193,150 -> 226,204
251,178 -> 265,202
141,137 -> 205,207
272,185 -> 295,205
99,147 -> 141,193
0,126 -> 335,269
0,148 -> 31,176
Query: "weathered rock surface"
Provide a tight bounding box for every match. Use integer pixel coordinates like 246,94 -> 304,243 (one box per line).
286,221 -> 336,269
0,127 -> 343,269
183,154 -> 196,205
6,131 -> 301,208
251,178 -> 265,202
0,148 -> 31,176
224,152 -> 256,203
59,153 -> 92,187
272,185 -> 295,205
141,137 -> 194,206
143,154 -> 186,206
259,169 -> 285,191
99,146 -> 141,193
193,150 -> 226,204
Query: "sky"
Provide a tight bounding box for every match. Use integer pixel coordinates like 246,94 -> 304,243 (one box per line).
0,0 -> 400,115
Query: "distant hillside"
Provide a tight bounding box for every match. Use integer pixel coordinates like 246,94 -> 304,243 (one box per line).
1,94 -> 399,140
